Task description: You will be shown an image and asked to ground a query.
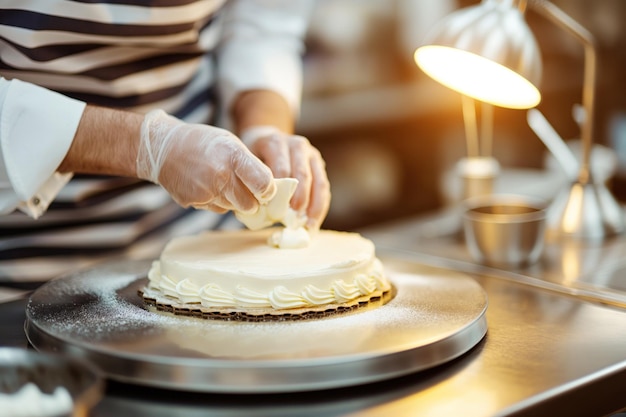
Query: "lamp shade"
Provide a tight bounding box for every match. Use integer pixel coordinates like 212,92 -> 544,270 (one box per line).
414,0 -> 542,109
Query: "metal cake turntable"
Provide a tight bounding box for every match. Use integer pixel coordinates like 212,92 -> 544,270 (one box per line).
24,253 -> 488,393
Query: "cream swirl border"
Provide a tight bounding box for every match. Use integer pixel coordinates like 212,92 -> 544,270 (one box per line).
147,259 -> 391,310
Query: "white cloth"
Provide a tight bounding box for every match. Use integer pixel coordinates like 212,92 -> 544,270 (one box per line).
0,77 -> 85,218
0,0 -> 314,218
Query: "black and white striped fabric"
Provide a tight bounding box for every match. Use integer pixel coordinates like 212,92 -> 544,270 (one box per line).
0,0 -> 225,123
0,0 -> 231,283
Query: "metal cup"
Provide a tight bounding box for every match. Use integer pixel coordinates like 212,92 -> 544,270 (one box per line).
462,194 -> 547,268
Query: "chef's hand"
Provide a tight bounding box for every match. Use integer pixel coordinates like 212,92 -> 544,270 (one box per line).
137,109 -> 276,213
241,126 -> 331,231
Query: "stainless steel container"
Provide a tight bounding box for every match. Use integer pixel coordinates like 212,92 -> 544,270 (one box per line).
463,194 -> 547,268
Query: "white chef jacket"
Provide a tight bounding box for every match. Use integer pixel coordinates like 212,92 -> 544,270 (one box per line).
0,0 -> 313,219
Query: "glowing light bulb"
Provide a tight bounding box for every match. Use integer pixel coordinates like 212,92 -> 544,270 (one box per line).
415,45 -> 541,109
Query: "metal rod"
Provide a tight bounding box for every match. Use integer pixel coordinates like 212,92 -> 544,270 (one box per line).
529,0 -> 597,185
462,95 -> 481,158
481,102 -> 494,157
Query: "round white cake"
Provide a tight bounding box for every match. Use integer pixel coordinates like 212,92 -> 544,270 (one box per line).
144,228 -> 391,316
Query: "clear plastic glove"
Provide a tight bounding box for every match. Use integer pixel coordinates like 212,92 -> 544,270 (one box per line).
240,126 -> 331,231
137,110 -> 276,213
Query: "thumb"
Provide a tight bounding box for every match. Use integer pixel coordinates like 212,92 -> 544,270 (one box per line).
234,150 -> 277,204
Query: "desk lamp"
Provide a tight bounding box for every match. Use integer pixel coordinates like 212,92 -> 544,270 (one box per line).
415,0 -> 625,241
415,0 -> 541,201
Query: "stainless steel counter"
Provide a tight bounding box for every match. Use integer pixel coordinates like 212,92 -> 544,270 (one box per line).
358,217 -> 626,417
2,191 -> 626,416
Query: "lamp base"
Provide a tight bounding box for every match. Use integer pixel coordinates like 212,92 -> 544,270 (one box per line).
456,156 -> 500,201
546,180 -> 625,242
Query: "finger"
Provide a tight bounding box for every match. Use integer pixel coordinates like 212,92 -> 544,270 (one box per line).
253,133 -> 291,178
223,176 -> 261,214
188,187 -> 240,214
288,136 -> 313,213
305,150 -> 331,230
191,202 -> 229,214
234,148 -> 276,204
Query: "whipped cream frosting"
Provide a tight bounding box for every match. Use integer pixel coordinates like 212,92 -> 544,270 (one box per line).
147,229 -> 390,310
0,383 -> 73,417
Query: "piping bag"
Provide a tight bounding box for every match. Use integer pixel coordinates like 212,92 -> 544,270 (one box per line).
235,178 -> 310,248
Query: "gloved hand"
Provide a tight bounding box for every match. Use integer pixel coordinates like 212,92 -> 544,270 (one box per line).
137,110 -> 276,213
240,126 -> 331,231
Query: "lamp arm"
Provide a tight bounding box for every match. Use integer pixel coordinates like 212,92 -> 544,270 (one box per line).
528,0 -> 597,184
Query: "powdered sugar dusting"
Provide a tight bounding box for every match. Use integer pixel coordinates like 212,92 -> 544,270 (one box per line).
28,261 -> 487,361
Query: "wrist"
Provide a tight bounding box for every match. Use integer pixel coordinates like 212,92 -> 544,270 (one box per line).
239,125 -> 283,148
232,90 -> 294,135
137,109 -> 177,184
59,105 -> 142,178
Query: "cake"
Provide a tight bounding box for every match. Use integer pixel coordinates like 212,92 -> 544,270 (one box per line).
140,228 -> 393,321
140,178 -> 393,321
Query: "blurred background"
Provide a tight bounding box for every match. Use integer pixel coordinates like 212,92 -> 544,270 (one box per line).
298,0 -> 626,231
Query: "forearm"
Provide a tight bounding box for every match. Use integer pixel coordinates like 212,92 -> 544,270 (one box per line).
232,89 -> 295,135
58,105 -> 143,178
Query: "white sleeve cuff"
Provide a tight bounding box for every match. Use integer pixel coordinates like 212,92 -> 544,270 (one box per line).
0,78 -> 85,218
20,172 -> 74,219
